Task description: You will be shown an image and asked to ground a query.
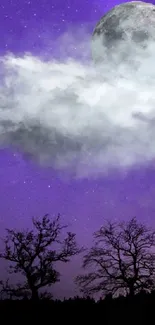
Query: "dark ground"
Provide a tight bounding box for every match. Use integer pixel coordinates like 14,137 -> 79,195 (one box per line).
0,291 -> 154,324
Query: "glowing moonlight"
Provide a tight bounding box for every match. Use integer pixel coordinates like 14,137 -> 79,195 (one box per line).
91,1 -> 155,67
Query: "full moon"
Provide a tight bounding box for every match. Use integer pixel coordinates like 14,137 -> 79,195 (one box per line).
91,1 -> 155,68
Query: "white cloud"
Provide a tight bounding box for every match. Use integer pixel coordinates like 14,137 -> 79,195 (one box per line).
0,28 -> 155,178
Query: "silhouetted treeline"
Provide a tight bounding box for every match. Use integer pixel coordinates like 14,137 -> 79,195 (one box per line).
0,291 -> 154,323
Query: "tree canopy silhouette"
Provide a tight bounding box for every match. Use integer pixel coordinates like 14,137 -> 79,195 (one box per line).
76,217 -> 155,298
0,214 -> 82,300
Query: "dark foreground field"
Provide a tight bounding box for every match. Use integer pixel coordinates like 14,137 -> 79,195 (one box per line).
0,292 -> 154,324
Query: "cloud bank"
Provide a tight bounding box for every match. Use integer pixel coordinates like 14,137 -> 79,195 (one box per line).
0,29 -> 155,178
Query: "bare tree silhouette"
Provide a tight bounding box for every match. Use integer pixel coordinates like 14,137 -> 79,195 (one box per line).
0,214 -> 82,300
76,217 -> 155,298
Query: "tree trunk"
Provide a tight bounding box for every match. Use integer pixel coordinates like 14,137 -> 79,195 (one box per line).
129,285 -> 135,297
31,288 -> 39,301
27,274 -> 39,301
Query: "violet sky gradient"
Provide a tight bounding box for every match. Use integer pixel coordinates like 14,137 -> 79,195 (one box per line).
0,0 -> 155,299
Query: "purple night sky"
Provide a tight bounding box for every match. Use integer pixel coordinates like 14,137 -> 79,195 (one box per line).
0,0 -> 155,299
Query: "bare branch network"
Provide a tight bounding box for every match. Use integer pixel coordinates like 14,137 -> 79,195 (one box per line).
0,215 -> 155,300
76,217 -> 155,298
0,214 -> 83,300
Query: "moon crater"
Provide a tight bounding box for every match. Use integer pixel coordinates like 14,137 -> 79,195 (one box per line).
91,1 -> 155,67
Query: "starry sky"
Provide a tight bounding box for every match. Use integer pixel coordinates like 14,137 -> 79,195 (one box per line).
1,0 -> 155,299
